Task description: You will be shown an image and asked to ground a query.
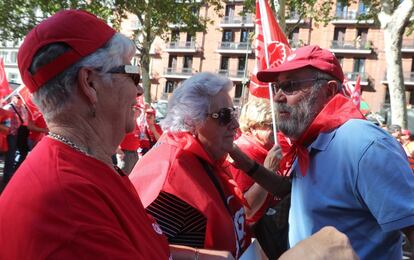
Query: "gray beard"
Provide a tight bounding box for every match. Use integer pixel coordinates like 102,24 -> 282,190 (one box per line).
276,91 -> 323,139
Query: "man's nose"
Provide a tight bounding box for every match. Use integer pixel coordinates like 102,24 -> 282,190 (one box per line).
273,89 -> 287,103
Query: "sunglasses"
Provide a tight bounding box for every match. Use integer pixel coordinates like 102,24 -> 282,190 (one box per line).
208,107 -> 237,126
107,65 -> 141,87
271,78 -> 329,95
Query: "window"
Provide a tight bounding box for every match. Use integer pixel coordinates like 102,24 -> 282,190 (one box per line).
9,51 -> 17,64
171,30 -> 180,42
220,57 -> 229,70
353,58 -> 365,73
334,28 -> 346,42
358,2 -> 368,14
164,80 -> 177,93
336,1 -> 348,16
225,5 -> 235,17
240,29 -> 250,42
234,83 -> 243,98
183,56 -> 193,69
168,56 -> 177,68
222,30 -> 234,42
186,32 -> 195,44
8,73 -> 18,83
238,57 -> 246,72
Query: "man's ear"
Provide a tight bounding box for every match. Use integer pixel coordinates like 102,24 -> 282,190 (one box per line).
325,80 -> 339,99
77,67 -> 98,104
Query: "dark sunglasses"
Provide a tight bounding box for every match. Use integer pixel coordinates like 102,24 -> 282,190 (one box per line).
107,65 -> 141,87
271,78 -> 329,95
207,107 -> 237,126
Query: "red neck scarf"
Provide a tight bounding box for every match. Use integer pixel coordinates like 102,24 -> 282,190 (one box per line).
278,94 -> 365,176
166,132 -> 250,208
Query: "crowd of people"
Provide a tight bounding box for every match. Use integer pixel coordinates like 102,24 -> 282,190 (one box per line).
0,8 -> 413,260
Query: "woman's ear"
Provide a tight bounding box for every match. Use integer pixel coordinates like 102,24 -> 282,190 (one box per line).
77,67 -> 98,104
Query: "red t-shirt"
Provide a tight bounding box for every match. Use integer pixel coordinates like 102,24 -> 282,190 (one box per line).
0,137 -> 171,259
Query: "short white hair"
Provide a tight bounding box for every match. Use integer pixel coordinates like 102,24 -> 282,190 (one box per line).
161,72 -> 233,133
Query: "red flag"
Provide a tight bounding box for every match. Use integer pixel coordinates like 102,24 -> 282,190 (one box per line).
342,75 -> 361,108
17,86 -> 43,121
351,75 -> 361,108
0,58 -> 12,98
249,0 -> 292,98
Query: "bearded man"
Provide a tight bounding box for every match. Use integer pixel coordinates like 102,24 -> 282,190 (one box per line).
256,45 -> 414,259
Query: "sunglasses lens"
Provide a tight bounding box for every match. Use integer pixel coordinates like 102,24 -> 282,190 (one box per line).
218,108 -> 233,125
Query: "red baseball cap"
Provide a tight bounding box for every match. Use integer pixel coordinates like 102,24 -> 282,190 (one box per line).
18,10 -> 116,93
257,45 -> 344,83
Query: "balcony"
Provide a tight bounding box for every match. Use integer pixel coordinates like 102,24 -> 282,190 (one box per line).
217,41 -> 252,54
402,39 -> 414,53
329,40 -> 372,55
164,41 -> 200,53
219,14 -> 254,28
285,13 -> 306,24
163,67 -> 195,79
344,72 -> 369,86
332,10 -> 374,25
382,72 -> 414,86
217,69 -> 247,81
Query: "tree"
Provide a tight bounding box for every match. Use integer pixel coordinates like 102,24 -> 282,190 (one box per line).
243,0 -> 414,128
0,0 -> 223,103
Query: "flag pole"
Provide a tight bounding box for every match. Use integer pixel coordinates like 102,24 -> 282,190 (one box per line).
258,0 -> 278,144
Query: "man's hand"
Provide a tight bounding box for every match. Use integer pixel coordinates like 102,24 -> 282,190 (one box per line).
263,145 -> 282,171
280,226 -> 359,260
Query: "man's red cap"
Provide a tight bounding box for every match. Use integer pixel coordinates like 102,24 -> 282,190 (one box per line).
18,10 -> 116,93
257,45 -> 344,83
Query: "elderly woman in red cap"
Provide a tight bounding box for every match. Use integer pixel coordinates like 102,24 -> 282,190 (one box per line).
0,10 -> 171,259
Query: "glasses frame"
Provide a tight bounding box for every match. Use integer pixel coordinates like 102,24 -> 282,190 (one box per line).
207,107 -> 237,126
106,65 -> 141,87
271,77 -> 330,96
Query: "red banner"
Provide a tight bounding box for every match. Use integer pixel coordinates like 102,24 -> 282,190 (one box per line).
18,86 -> 43,121
249,0 -> 292,98
0,58 -> 12,98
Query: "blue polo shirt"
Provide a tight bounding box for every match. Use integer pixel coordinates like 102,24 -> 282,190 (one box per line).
289,119 -> 414,259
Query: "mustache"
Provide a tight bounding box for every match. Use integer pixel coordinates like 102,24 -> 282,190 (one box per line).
276,103 -> 293,113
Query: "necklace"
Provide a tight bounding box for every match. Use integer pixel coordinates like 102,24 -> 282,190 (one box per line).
48,132 -> 124,176
48,132 -> 91,156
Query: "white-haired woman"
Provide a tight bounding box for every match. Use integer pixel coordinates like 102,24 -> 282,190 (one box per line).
130,72 -> 291,258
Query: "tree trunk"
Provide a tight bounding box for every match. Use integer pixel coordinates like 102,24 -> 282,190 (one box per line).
142,11 -> 152,104
383,28 -> 407,128
379,0 -> 414,129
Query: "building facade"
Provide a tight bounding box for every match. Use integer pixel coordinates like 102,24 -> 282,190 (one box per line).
1,1 -> 414,114
143,0 -> 414,113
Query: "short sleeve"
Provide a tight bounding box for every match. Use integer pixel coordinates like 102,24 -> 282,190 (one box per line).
356,136 -> 414,232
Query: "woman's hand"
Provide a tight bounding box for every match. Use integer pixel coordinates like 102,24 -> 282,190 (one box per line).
263,145 -> 282,171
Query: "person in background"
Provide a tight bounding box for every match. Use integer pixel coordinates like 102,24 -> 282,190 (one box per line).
27,114 -> 49,149
138,107 -> 162,156
2,95 -> 29,184
117,104 -> 141,174
388,124 -> 403,143
230,97 -> 277,223
254,44 -> 414,259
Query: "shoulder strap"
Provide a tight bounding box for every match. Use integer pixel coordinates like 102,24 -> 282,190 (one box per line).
197,157 -> 244,254
197,157 -> 231,213
10,104 -> 23,123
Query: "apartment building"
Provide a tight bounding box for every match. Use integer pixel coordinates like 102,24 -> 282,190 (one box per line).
1,1 -> 414,114
144,0 -> 414,113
